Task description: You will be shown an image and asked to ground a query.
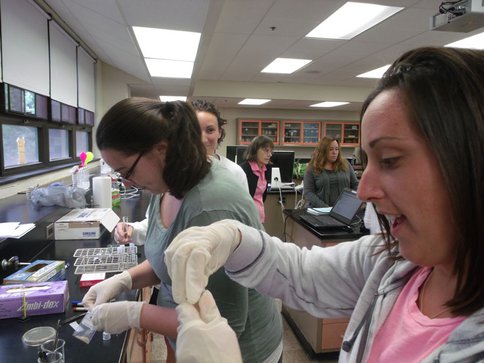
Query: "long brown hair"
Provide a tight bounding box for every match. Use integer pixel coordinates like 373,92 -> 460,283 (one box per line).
308,137 -> 348,174
361,47 -> 484,316
96,98 -> 210,199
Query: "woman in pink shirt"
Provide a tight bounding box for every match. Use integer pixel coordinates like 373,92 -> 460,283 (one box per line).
239,135 -> 274,223
166,47 -> 484,363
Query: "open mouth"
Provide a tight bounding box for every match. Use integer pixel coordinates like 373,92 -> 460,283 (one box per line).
387,214 -> 406,234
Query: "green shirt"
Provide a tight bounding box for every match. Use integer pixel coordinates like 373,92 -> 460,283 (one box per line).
145,159 -> 283,362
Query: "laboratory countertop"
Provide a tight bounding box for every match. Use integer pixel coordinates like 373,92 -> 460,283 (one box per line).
284,208 -> 369,241
0,189 -> 151,363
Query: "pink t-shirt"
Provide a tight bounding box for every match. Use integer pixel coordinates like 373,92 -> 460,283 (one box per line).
367,267 -> 464,362
248,160 -> 267,223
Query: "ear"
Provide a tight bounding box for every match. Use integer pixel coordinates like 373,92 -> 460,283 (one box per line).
154,140 -> 169,156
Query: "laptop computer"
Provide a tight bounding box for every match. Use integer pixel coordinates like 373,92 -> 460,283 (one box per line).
300,189 -> 362,231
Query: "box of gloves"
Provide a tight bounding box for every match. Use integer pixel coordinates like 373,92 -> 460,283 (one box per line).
0,280 -> 69,319
54,208 -> 120,240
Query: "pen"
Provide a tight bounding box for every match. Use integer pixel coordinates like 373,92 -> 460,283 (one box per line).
72,307 -> 89,312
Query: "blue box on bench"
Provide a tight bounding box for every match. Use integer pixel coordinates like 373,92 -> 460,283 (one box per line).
2,260 -> 65,284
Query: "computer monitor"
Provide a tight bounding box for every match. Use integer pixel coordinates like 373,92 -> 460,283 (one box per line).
270,150 -> 295,183
226,146 -> 295,183
226,145 -> 248,164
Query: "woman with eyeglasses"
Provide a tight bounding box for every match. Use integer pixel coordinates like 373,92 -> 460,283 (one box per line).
239,135 -> 274,223
112,99 -> 249,245
82,99 -> 283,363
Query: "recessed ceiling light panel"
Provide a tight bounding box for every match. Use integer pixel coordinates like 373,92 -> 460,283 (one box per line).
306,2 -> 403,40
146,59 -> 194,78
310,101 -> 349,108
356,64 -> 391,79
261,58 -> 311,74
238,98 -> 271,105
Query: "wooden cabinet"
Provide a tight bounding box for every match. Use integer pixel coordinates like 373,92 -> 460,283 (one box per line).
282,121 -> 320,145
238,119 -> 279,144
282,216 -> 350,353
324,122 -> 360,146
237,119 -> 359,147
264,192 -> 297,240
125,287 -> 154,363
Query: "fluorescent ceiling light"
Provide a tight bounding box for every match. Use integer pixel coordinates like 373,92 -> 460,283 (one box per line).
261,58 -> 311,74
159,96 -> 187,102
133,26 -> 201,61
310,101 -> 349,108
145,59 -> 194,78
238,99 -> 271,105
357,64 -> 391,79
306,2 -> 403,40
445,32 -> 484,50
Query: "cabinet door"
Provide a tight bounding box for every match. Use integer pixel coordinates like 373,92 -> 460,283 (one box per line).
282,121 -> 320,145
324,123 -> 342,141
239,119 -> 279,144
239,120 -> 260,144
282,121 -> 301,144
324,122 -> 360,146
261,121 -> 279,144
342,124 -> 359,146
302,122 -> 320,144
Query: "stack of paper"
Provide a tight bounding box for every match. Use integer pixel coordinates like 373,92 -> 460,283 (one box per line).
0,222 -> 36,239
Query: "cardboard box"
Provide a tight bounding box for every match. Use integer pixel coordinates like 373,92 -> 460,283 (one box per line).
54,208 -> 120,240
79,272 -> 106,288
3,260 -> 65,284
0,280 -> 69,319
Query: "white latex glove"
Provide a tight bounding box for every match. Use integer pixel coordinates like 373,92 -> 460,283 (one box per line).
91,301 -> 144,334
164,219 -> 242,304
113,221 -> 133,244
176,290 -> 242,363
82,270 -> 132,308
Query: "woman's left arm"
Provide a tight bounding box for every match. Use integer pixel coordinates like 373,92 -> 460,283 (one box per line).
140,304 -> 179,339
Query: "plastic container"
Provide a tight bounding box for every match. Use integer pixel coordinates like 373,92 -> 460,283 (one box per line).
22,326 -> 56,347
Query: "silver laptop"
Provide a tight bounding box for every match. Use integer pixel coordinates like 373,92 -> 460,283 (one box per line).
300,189 -> 362,230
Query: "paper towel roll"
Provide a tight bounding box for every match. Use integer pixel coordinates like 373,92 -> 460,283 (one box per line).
92,176 -> 112,208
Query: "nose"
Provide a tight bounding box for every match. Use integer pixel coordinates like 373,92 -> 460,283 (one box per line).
201,131 -> 208,144
357,165 -> 384,202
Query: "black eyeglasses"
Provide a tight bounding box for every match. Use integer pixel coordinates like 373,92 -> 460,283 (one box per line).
120,151 -> 145,181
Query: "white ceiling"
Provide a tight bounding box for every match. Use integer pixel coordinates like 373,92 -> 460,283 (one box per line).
39,0 -> 483,112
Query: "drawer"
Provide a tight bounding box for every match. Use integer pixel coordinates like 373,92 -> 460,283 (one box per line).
321,321 -> 348,351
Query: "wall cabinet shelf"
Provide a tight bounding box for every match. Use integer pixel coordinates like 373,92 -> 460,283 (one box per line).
324,122 -> 360,146
282,121 -> 320,145
238,119 -> 279,144
238,119 -> 359,147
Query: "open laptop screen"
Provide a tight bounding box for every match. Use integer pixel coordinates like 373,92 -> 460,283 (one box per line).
329,189 -> 362,225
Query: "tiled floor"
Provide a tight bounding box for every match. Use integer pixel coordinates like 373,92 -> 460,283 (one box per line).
150,314 -> 339,363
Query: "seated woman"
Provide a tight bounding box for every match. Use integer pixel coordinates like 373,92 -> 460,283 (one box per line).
239,135 -> 274,223
303,137 -> 358,207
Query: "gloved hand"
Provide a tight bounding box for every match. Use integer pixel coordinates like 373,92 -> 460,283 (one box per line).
82,270 -> 132,308
114,222 -> 133,244
176,290 -> 242,363
91,301 -> 144,334
164,219 -> 242,304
